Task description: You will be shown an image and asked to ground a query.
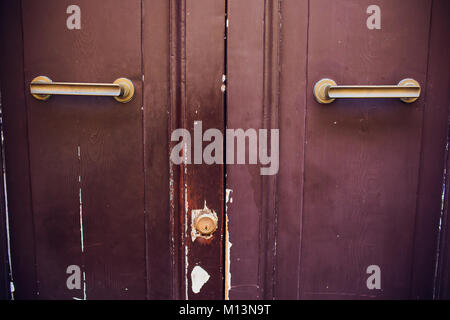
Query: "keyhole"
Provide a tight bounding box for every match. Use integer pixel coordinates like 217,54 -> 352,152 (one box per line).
194,214 -> 217,236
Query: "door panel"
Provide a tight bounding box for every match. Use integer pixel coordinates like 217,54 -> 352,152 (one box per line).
0,118 -> 9,299
227,0 -> 450,300
21,0 -> 145,299
226,0 -> 309,300
302,0 -> 430,300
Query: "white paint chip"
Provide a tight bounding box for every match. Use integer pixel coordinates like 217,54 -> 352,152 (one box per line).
191,266 -> 210,294
225,189 -> 233,299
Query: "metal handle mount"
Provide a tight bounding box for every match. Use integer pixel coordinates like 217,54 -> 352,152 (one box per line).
30,76 -> 134,103
313,78 -> 420,104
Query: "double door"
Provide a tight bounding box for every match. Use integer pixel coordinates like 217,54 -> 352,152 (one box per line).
0,0 -> 449,299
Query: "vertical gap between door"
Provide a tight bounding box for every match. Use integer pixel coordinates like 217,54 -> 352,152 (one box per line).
223,0 -> 229,301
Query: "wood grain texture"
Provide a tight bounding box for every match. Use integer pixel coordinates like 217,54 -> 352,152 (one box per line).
21,0 -> 145,299
0,0 -> 38,299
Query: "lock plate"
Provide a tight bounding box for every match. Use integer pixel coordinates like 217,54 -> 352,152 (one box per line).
191,203 -> 218,241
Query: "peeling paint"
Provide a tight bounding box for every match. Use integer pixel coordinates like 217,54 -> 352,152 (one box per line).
77,146 -> 86,300
225,215 -> 232,300
225,189 -> 233,207
225,189 -> 233,300
191,266 -> 210,294
184,184 -> 189,299
185,245 -> 189,300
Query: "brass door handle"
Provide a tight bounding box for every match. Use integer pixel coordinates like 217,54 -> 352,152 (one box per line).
313,78 -> 420,104
30,76 -> 134,103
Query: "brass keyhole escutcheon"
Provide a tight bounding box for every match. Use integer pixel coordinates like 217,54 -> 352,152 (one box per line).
194,214 -> 218,236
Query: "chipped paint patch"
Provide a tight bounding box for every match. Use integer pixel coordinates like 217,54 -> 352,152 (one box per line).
191,201 -> 218,242
77,145 -> 86,300
225,189 -> 233,300
191,266 -> 210,294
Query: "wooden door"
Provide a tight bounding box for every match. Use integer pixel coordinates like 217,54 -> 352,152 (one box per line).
0,0 -> 225,300
1,0 -> 450,301
226,0 -> 450,299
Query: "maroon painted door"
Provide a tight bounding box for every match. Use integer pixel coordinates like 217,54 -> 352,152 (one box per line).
1,0 -> 450,301
0,0 -> 225,299
226,0 -> 450,299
